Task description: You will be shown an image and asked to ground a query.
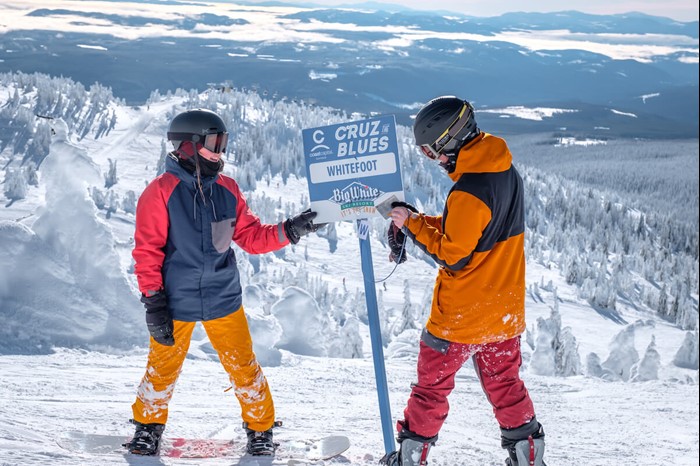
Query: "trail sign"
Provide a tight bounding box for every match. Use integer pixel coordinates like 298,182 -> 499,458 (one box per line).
302,115 -> 404,224
302,115 -> 402,454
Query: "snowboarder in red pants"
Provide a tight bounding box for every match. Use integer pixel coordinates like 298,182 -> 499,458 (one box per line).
381,96 -> 546,466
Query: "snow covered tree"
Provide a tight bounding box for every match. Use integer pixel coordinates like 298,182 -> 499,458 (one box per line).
315,222 -> 338,253
586,352 -> 616,381
556,327 -> 582,376
630,335 -> 660,382
25,121 -> 51,167
391,279 -> 419,337
90,187 -> 106,210
271,286 -> 334,357
3,168 -> 28,202
602,324 -> 639,381
122,190 -> 137,215
25,163 -> 39,186
530,315 -> 557,376
530,294 -> 581,377
156,140 -> 168,176
673,331 -> 699,370
104,158 -> 118,188
104,190 -> 118,219
337,315 -> 363,358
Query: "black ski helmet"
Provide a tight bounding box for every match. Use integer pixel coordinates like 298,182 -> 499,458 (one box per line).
167,108 -> 228,154
413,96 -> 479,159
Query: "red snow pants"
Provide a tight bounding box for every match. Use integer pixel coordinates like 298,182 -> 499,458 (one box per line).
402,333 -> 535,439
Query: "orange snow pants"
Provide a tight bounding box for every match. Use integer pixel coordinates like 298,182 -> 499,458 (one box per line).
131,307 -> 275,431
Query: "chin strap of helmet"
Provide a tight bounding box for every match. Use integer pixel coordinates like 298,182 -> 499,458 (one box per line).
192,138 -> 207,203
438,152 -> 458,173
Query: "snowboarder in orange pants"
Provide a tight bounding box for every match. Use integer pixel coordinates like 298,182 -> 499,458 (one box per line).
129,108 -> 322,456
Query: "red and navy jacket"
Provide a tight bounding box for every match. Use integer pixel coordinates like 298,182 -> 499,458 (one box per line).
133,155 -> 290,322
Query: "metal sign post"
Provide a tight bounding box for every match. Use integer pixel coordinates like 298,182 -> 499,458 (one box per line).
301,116 -> 405,456
357,219 -> 395,455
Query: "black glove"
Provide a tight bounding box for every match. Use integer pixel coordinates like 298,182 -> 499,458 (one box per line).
141,291 -> 174,346
284,209 -> 325,244
387,223 -> 407,264
391,201 -> 419,213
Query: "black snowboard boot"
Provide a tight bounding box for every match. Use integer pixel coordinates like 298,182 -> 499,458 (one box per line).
124,419 -> 165,455
380,421 -> 436,466
502,419 -> 546,466
243,423 -> 276,456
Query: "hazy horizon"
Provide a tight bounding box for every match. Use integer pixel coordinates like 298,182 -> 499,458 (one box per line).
238,0 -> 700,22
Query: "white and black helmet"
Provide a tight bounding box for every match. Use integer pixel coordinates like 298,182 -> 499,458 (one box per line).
413,96 -> 479,161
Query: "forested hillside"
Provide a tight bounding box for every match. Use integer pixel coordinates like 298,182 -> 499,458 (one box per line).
1,71 -> 698,337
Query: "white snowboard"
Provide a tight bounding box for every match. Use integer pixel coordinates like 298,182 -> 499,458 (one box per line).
57,430 -> 350,461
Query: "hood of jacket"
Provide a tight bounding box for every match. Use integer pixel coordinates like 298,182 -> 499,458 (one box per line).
447,132 -> 512,182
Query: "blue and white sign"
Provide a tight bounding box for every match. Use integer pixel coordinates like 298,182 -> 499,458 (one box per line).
302,115 -> 404,223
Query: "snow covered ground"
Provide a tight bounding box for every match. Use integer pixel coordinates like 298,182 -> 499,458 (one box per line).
0,345 -> 697,466
1,95 -> 698,465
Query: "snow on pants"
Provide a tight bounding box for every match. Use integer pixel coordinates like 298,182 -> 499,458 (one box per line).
132,306 -> 275,431
402,331 -> 535,439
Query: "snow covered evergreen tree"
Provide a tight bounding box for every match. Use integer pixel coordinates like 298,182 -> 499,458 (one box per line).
3,168 -> 28,202
337,315 -> 363,358
25,163 -> 39,187
673,331 -> 699,370
391,279 -> 418,337
530,294 -> 581,376
556,327 -> 582,377
104,158 -> 118,188
586,352 -> 617,381
530,314 -> 557,376
630,335 -> 660,382
602,324 -> 640,381
122,190 -> 137,215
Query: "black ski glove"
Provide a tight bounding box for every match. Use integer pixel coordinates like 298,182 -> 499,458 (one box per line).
386,201 -> 417,264
141,291 -> 174,346
391,201 -> 419,213
284,209 -> 325,244
387,223 -> 407,264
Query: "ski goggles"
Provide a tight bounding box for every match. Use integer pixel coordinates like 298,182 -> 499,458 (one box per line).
201,131 -> 228,154
419,144 -> 441,160
419,102 -> 473,159
168,131 -> 229,154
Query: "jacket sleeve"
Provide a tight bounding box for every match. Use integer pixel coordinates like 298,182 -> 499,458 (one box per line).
132,178 -> 172,295
405,191 -> 491,271
422,214 -> 443,233
228,180 -> 290,254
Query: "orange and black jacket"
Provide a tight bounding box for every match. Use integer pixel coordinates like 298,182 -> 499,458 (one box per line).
403,132 -> 526,344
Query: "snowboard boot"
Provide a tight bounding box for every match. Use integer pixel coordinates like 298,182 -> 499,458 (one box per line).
124,419 -> 165,455
380,421 -> 437,466
501,418 -> 546,466
243,423 -> 277,456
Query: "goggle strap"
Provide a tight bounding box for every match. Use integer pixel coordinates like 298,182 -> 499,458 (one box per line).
433,102 -> 473,152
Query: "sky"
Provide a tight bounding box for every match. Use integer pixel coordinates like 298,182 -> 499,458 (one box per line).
267,0 -> 700,21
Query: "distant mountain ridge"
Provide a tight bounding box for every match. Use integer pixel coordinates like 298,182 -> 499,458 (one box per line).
0,1 -> 698,138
